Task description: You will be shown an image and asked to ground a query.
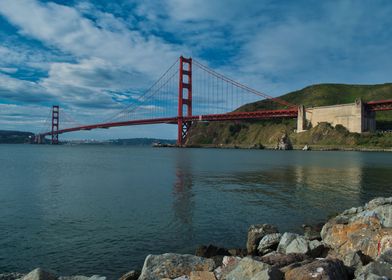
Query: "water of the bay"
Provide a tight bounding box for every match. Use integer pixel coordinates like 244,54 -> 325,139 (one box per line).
0,145 -> 391,278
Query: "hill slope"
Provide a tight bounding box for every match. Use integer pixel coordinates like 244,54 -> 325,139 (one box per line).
186,83 -> 392,149
0,130 -> 34,144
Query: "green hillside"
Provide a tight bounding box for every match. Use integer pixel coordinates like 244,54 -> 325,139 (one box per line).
186,83 -> 392,149
0,130 -> 34,144
238,83 -> 392,110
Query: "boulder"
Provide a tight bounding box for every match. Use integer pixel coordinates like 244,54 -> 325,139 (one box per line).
340,250 -> 372,272
118,270 -> 140,280
321,197 -> 392,259
302,145 -> 310,151
86,277 -> 105,280
276,134 -> 292,150
214,256 -> 241,280
259,252 -> 308,268
225,257 -> 282,280
227,248 -> 247,257
302,223 -> 323,240
138,253 -> 215,280
247,224 -> 279,255
195,245 -> 229,258
59,276 -> 105,280
277,233 -> 309,255
59,277 -> 89,280
308,240 -> 328,258
257,233 -> 282,255
189,271 -> 216,280
284,258 -> 348,280
20,268 -> 57,280
280,260 -> 313,275
251,269 -> 283,280
355,249 -> 392,279
222,256 -> 242,267
0,273 -> 25,280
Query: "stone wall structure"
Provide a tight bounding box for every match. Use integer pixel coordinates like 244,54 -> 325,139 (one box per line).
297,99 -> 376,133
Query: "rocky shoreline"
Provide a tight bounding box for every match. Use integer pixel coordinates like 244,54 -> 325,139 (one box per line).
2,197 -> 392,280
184,144 -> 392,152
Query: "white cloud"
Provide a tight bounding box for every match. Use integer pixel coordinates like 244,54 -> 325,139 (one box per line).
0,0 -> 180,76
0,67 -> 17,74
0,0 -> 391,138
0,73 -> 50,103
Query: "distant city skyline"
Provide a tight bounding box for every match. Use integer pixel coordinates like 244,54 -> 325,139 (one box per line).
0,0 -> 391,139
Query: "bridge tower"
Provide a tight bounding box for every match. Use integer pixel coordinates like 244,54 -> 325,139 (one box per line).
51,105 -> 59,144
177,56 -> 192,146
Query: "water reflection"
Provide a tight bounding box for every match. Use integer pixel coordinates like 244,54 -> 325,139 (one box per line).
172,152 -> 195,240
196,162 -> 369,217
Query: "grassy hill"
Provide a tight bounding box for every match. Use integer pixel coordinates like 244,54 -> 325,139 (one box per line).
0,130 -> 34,144
186,83 -> 392,149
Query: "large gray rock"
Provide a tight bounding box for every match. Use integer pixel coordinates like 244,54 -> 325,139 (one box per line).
321,197 -> 392,259
277,233 -> 309,255
214,256 -> 241,280
20,269 -> 57,280
302,223 -> 323,241
259,252 -> 308,268
225,257 -> 282,280
250,268 -> 283,280
59,276 -> 105,280
247,224 -> 279,255
118,270 -> 140,280
276,134 -> 292,150
257,233 -> 282,255
341,250 -> 371,272
59,277 -> 89,280
0,273 -> 25,280
355,249 -> 392,279
138,253 -> 215,280
308,240 -> 329,258
284,258 -> 348,280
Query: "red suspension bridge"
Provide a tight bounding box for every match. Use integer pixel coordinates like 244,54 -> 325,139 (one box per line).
37,56 -> 392,145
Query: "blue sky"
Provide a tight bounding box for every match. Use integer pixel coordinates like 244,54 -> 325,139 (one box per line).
0,0 -> 391,139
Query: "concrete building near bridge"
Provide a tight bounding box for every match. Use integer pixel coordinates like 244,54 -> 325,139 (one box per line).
297,99 -> 376,133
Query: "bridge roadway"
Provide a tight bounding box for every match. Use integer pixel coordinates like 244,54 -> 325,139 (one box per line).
40,99 -> 392,137
40,108 -> 299,136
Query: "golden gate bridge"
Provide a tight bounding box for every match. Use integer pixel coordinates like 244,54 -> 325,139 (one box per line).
37,56 -> 392,145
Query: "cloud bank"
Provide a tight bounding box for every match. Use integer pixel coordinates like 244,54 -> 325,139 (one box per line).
0,0 -> 390,138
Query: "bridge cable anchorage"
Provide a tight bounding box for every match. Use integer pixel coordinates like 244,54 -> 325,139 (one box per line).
192,59 -> 297,109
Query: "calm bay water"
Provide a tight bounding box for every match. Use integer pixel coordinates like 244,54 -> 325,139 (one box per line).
0,145 -> 392,278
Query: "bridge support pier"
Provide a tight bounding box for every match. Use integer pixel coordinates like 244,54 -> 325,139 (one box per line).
297,105 -> 306,132
51,105 -> 59,144
34,134 -> 43,144
177,56 -> 192,146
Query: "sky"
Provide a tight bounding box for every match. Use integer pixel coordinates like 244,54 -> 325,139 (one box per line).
0,0 -> 391,140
